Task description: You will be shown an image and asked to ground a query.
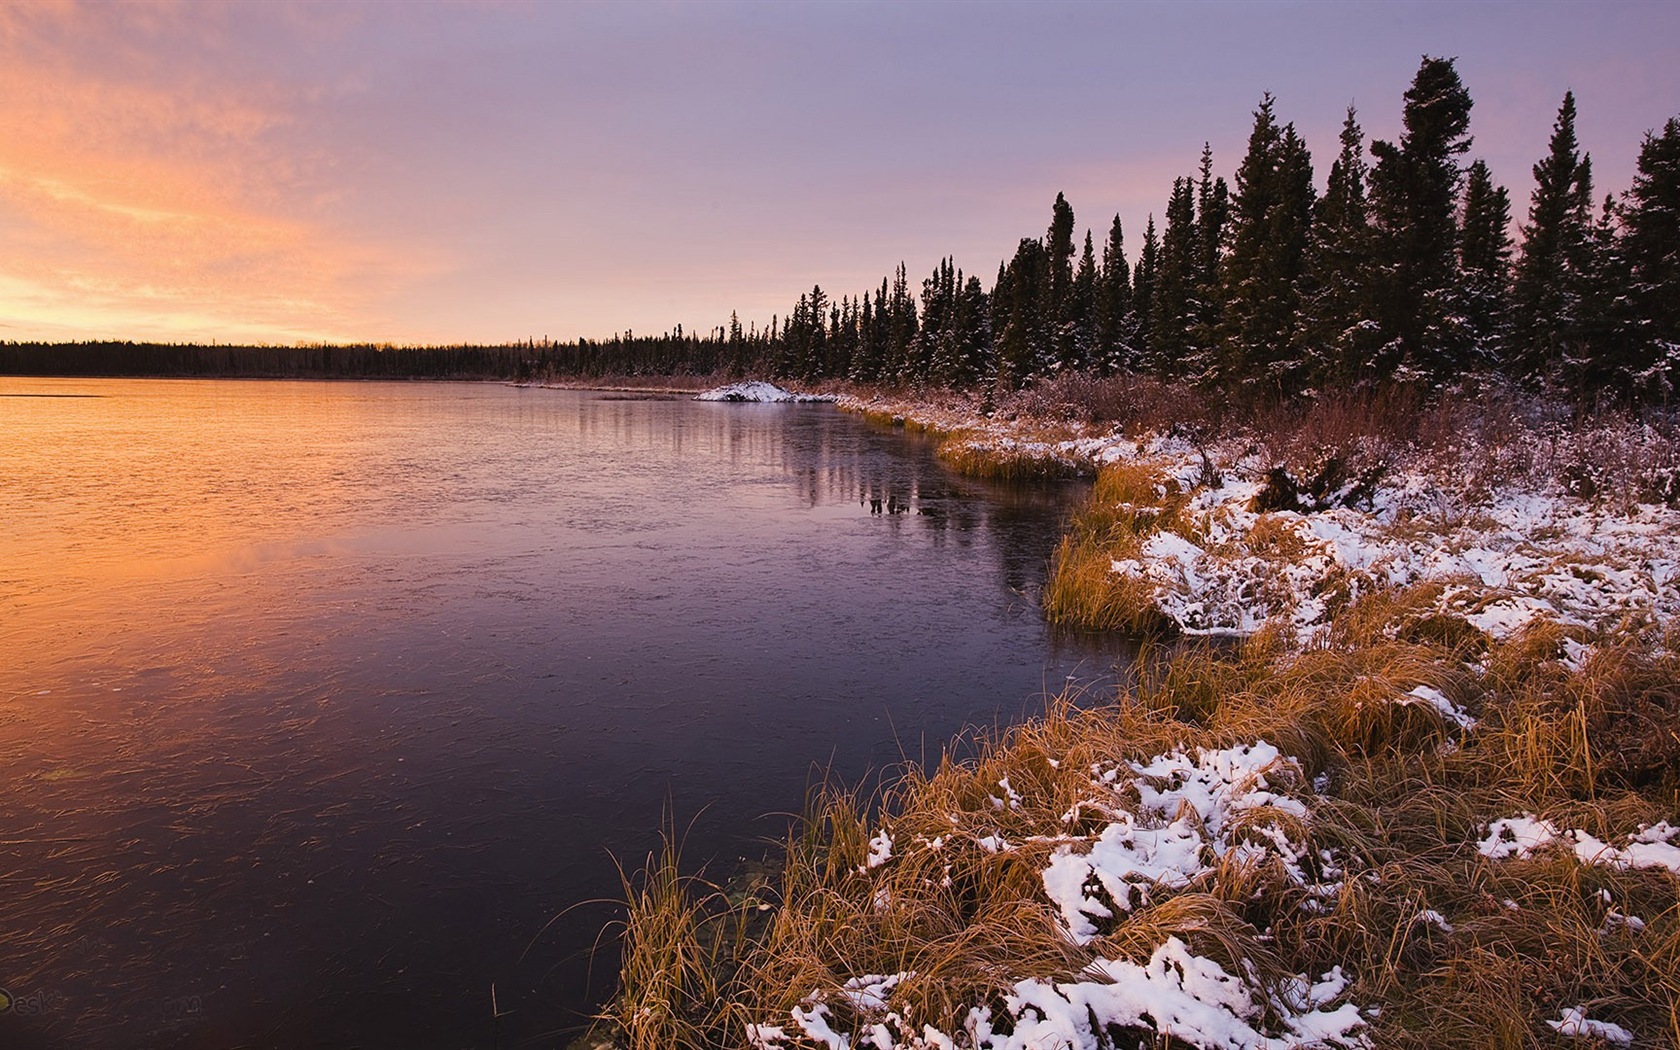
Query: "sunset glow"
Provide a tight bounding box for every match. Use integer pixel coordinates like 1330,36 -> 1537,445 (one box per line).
3,0 -> 1678,346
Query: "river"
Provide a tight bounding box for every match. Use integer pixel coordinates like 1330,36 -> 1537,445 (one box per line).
0,378 -> 1126,1049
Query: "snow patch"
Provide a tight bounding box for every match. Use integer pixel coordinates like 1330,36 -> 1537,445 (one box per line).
749,939 -> 1368,1050
1396,685 -> 1477,731
1548,1006 -> 1634,1046
1043,742 -> 1330,944
696,381 -> 832,402
1478,816 -> 1680,873
861,829 -> 894,872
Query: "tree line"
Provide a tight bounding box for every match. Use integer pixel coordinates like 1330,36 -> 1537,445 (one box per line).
4,57 -> 1676,405
761,56 -> 1679,405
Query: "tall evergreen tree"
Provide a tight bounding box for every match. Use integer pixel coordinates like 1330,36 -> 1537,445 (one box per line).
1133,216 -> 1160,364
1150,177 -> 1202,377
994,238 -> 1049,391
1071,231 -> 1098,370
1219,96 -> 1316,392
1096,213 -> 1134,371
884,263 -> 919,382
1297,106 -> 1380,385
1046,192 -> 1078,371
1458,158 -> 1514,365
953,273 -> 993,388
1368,55 -> 1476,384
1511,91 -> 1598,382
1194,144 -> 1232,341
1621,116 -> 1680,400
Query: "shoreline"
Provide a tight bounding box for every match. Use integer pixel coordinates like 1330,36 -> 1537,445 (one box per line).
604,377 -> 1680,1050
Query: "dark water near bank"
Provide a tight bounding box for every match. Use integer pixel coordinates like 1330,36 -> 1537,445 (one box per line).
0,379 -> 1126,1049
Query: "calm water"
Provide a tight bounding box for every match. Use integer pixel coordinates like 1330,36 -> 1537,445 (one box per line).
0,379 -> 1125,1049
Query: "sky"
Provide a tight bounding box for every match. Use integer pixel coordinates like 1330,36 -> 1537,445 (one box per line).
2,0 -> 1677,347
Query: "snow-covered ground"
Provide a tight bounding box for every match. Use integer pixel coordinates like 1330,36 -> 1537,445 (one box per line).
749,742 -> 1371,1050
697,381 -> 835,403
734,392 -> 1678,1050
845,393 -> 1680,652
1088,430 -> 1680,649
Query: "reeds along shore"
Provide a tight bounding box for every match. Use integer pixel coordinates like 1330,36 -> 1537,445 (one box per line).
606,377 -> 1680,1050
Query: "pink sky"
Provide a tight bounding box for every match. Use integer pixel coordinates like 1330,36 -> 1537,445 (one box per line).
2,1 -> 1677,346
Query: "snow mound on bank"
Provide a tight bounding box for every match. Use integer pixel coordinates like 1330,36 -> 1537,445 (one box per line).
696,381 -> 833,402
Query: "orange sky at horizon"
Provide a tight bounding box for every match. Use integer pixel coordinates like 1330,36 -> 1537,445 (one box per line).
4,1 -> 1680,348
0,3 -> 434,345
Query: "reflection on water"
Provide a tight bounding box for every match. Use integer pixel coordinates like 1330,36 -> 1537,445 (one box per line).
0,379 -> 1127,1049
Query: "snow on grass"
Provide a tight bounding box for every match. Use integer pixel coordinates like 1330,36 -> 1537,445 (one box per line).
697,381 -> 833,402
1044,742 -> 1332,943
1478,816 -> 1680,874
748,939 -> 1368,1050
760,741 -> 1365,1050
866,390 -> 1680,646
1396,685 -> 1477,731
860,829 -> 894,872
1091,450 -> 1680,643
1547,1006 -> 1635,1045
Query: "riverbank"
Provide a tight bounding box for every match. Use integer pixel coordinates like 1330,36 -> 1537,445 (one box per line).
606,376 -> 1680,1050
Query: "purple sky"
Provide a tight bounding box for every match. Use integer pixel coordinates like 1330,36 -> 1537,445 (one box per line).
2,0 -> 1677,346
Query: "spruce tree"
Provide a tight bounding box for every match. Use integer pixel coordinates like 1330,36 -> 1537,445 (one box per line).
885,263 -> 919,382
1511,91 -> 1597,383
1046,193 -> 1078,371
1621,116 -> 1680,400
954,273 -> 993,388
1219,96 -> 1316,392
1195,144 -> 1232,342
1297,106 -> 1379,386
1150,177 -> 1202,377
1096,213 -> 1134,372
1459,158 -> 1514,366
994,238 -> 1049,391
1368,55 -> 1476,385
1071,231 -> 1098,371
1133,216 -> 1160,367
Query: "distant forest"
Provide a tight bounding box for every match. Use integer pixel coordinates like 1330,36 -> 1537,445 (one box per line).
5,57 -> 1677,406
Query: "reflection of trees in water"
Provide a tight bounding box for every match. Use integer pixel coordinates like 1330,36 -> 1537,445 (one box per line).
771,407 -> 1089,597
612,401 -> 1101,635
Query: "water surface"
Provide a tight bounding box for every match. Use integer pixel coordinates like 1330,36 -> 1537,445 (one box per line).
0,379 -> 1124,1049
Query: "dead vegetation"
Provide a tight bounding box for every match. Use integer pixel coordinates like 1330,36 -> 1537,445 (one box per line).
598,376 -> 1680,1050
603,623 -> 1680,1048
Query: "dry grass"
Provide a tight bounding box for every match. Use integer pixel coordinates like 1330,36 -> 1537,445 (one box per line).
604,377 -> 1680,1049
608,616 -> 1680,1047
936,442 -> 1089,481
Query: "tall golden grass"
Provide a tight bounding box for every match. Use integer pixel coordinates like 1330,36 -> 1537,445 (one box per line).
601,618 -> 1680,1048
598,378 -> 1680,1048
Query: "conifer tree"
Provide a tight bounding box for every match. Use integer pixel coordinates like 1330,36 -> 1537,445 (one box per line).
1621,116 -> 1680,400
1133,216 -> 1160,365
1071,231 -> 1098,371
1194,144 -> 1231,340
1369,55 -> 1476,384
1219,96 -> 1316,392
994,238 -> 1049,391
1046,193 -> 1078,371
1297,106 -> 1379,385
1511,91 -> 1598,382
884,264 -> 919,382
849,287 -> 882,382
1459,158 -> 1514,366
1150,177 -> 1202,377
953,273 -> 993,387
1096,214 -> 1134,371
